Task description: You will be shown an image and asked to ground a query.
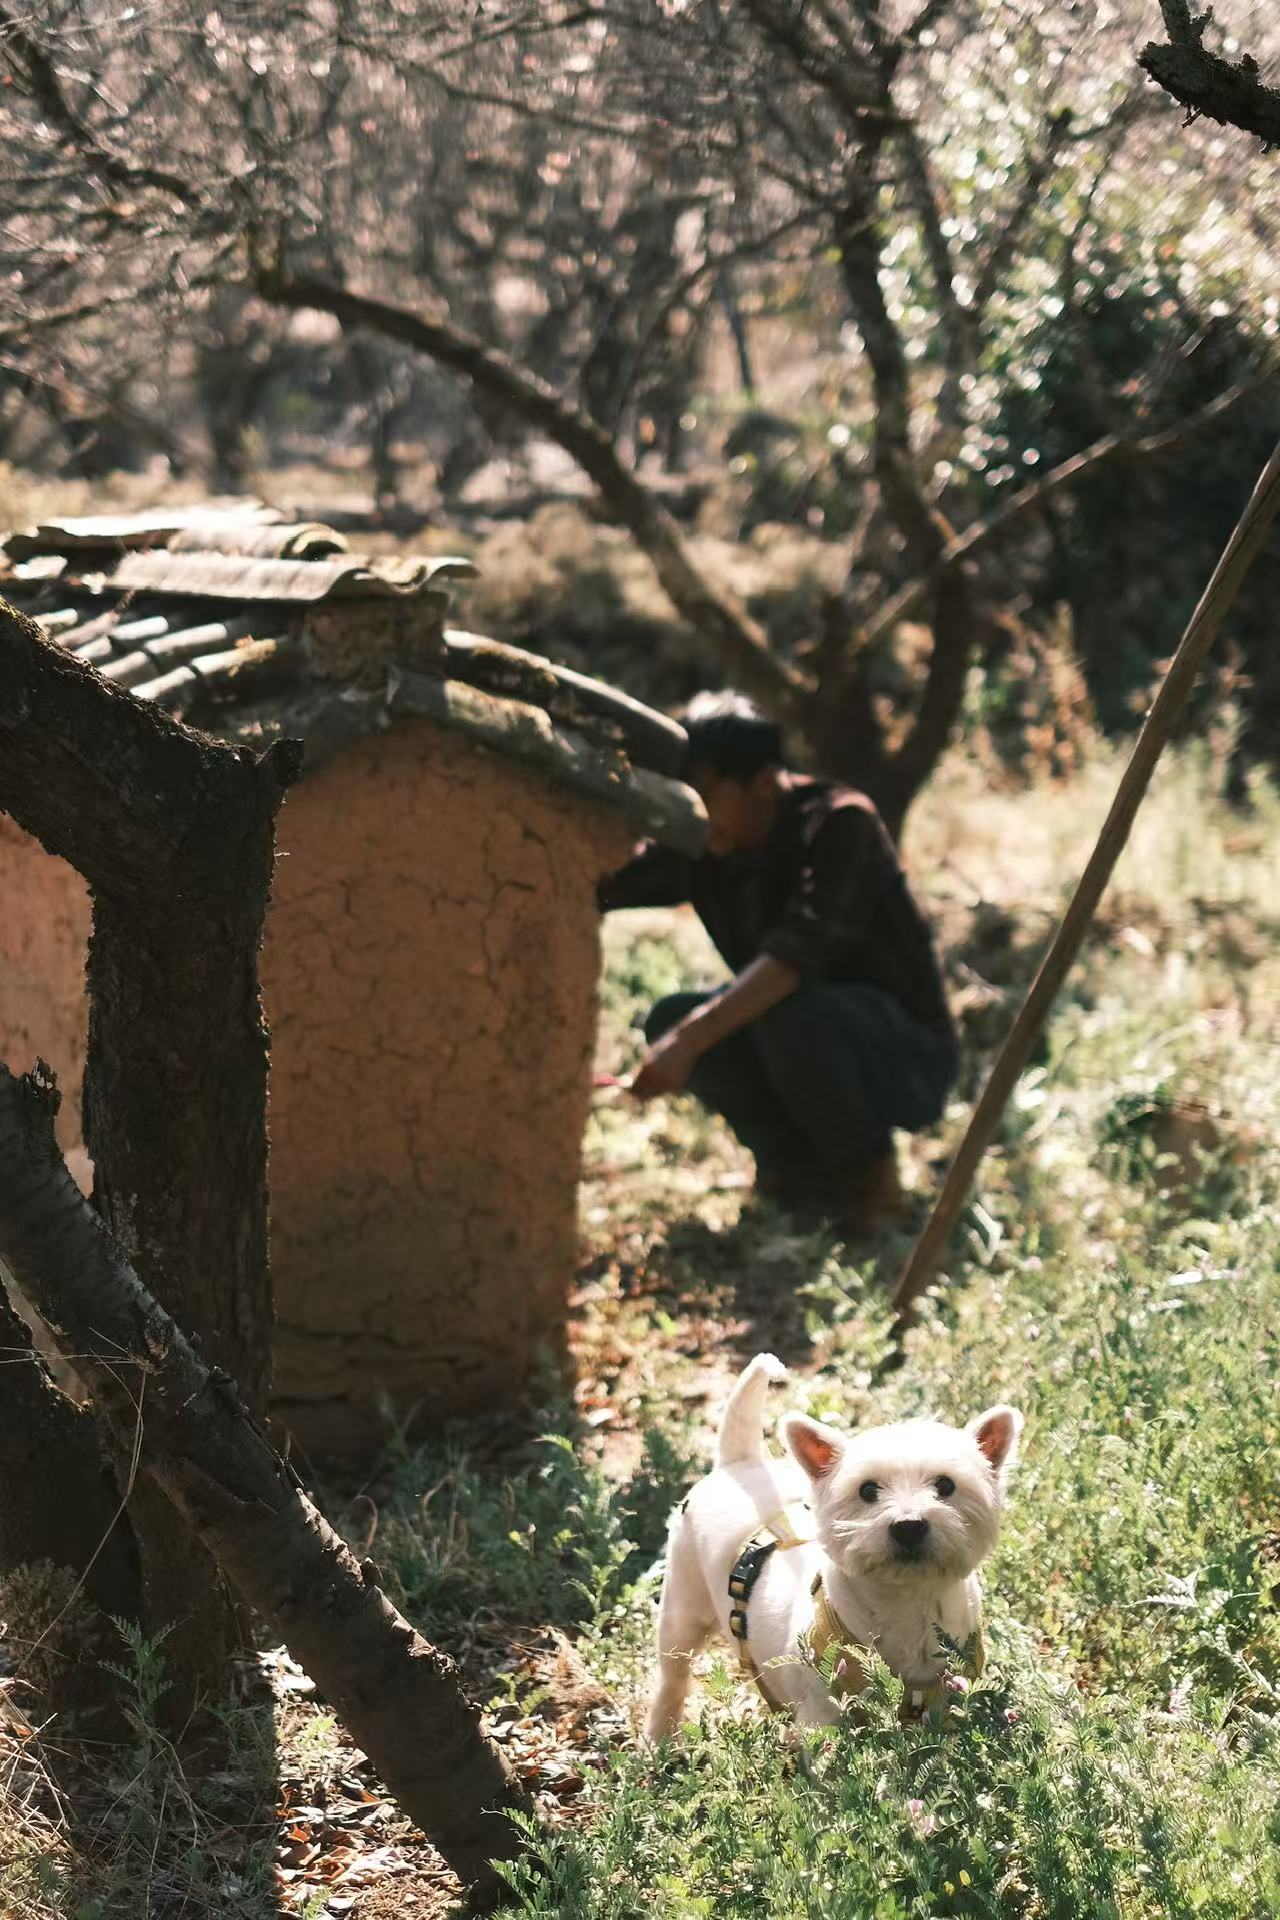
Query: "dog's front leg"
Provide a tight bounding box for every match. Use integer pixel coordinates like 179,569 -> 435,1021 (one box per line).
759,1655 -> 843,1730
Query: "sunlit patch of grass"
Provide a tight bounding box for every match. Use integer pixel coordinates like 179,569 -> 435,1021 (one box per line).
487,745 -> 1280,1917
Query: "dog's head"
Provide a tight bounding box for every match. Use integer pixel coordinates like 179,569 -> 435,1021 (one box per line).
780,1404 -> 1022,1586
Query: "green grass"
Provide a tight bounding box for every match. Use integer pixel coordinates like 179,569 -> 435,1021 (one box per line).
4,741 -> 1277,1918
478,746 -> 1280,1918
485,1230 -> 1280,1914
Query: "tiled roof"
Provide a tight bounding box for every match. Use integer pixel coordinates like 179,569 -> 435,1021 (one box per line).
0,505 -> 703,852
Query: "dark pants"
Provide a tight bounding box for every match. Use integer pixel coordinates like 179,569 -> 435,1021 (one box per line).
645,981 -> 957,1178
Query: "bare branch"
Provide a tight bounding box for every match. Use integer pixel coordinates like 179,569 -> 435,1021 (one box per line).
0,286 -> 178,351
0,6 -> 198,204
253,253 -> 808,717
835,154 -> 952,567
972,108 -> 1074,318
613,207 -> 819,423
861,374 -> 1270,648
1139,4 -> 1280,148
894,123 -> 976,429
906,0 -> 960,44
738,0 -> 898,129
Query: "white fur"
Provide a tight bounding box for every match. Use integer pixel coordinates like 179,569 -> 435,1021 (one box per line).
644,1354 -> 1021,1740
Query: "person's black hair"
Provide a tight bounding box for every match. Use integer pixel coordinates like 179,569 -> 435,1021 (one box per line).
681,690 -> 784,781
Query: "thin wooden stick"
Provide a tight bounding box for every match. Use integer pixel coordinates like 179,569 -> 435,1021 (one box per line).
893,437 -> 1280,1317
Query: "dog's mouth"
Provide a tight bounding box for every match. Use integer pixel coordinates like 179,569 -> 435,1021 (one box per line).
882,1544 -> 940,1577
833,1541 -> 940,1580
891,1541 -> 930,1565
830,1519 -> 972,1581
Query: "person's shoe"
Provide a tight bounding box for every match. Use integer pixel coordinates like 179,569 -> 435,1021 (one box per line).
840,1151 -> 907,1235
756,1153 -> 907,1235
753,1162 -> 836,1224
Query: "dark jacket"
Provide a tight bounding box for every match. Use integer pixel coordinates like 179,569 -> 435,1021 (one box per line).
599,773 -> 954,1036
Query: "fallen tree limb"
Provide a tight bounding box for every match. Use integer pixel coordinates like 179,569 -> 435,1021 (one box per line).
893,435 -> 1280,1316
0,1280 -> 140,1628
0,1062 -> 532,1904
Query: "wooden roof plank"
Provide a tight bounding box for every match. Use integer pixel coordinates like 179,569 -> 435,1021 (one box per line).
132,665 -> 200,712
110,614 -> 172,645
72,636 -> 118,665
143,617 -> 257,663
99,649 -> 158,688
107,550 -> 453,604
57,609 -> 124,649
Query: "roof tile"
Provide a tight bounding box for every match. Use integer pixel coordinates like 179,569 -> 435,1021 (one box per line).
0,503 -> 702,847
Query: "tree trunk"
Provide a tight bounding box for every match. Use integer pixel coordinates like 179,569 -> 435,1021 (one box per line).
717,271 -> 757,396
0,1062 -> 532,1906
0,1281 -> 140,1622
0,598 -> 299,1712
878,567 -> 985,836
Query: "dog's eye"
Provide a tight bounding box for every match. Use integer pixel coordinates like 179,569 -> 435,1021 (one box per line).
858,1481 -> 879,1503
935,1475 -> 956,1498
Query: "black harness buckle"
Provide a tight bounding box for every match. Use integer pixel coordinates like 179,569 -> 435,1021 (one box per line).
725,1535 -> 778,1639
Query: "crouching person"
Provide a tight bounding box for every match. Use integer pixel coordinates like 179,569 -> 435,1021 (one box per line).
597,692 -> 958,1234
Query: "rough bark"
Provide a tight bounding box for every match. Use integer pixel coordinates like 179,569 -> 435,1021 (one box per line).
1140,5 -> 1280,148
876,567 -> 985,840
0,597 -> 299,1707
0,1281 -> 140,1624
834,160 -> 951,573
0,1062 -> 532,1904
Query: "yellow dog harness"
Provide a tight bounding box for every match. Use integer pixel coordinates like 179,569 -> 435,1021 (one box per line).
726,1505 -> 983,1720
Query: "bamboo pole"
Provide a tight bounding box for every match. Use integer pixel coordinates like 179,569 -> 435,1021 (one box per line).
893,437 -> 1280,1317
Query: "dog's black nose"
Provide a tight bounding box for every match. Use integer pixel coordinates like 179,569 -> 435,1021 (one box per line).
889,1518 -> 930,1554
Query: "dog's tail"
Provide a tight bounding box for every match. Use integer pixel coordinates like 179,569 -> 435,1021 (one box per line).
715,1352 -> 788,1467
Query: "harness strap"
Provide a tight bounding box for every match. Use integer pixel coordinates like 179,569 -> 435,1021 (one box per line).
726,1505 -> 813,1706
808,1571 -> 872,1700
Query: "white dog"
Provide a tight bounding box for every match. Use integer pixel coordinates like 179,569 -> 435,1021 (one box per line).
645,1354 -> 1021,1738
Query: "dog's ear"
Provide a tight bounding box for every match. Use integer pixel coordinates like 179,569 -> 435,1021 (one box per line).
966,1406 -> 1023,1483
781,1413 -> 845,1482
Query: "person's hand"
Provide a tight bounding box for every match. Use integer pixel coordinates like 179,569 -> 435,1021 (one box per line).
629,1027 -> 701,1100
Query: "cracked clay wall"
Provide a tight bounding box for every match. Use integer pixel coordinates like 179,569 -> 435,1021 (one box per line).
1,724 -> 631,1456
264,720 -> 633,1456
0,817 -> 94,1387
0,815 -> 91,1171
